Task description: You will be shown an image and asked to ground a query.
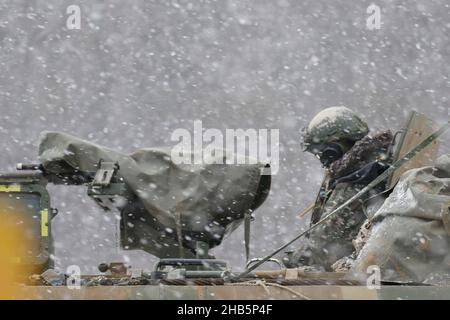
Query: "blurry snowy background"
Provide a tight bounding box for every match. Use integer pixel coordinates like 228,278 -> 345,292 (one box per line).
0,0 -> 449,273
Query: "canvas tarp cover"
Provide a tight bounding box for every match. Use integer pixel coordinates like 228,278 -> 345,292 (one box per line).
38,132 -> 270,258
349,154 -> 450,285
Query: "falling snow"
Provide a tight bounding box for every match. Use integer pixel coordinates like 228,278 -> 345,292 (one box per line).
0,0 -> 449,274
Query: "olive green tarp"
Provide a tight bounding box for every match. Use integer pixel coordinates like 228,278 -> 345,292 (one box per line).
38,131 -> 270,258
349,154 -> 450,285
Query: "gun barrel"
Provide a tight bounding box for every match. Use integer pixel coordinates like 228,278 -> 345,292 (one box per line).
16,163 -> 42,171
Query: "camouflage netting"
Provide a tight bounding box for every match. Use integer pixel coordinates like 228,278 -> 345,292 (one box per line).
38,131 -> 270,258
348,154 -> 450,285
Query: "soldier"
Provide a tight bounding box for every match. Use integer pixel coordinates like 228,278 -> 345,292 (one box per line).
283,106 -> 394,271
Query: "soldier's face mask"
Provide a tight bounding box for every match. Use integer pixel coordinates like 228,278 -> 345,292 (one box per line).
312,143 -> 344,167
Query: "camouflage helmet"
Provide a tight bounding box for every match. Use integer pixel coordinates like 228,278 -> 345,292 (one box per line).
302,106 -> 369,150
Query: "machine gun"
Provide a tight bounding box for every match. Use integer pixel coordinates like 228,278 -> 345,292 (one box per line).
0,131 -> 271,282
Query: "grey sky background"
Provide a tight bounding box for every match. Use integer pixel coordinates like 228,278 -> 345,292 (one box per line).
0,0 -> 449,273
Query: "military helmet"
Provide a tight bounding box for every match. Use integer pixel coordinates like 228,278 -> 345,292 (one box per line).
302,106 -> 369,151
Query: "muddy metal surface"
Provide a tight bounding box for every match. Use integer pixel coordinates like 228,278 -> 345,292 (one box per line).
15,285 -> 450,300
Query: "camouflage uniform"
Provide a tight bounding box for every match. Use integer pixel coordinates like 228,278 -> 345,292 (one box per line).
284,107 -> 393,271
